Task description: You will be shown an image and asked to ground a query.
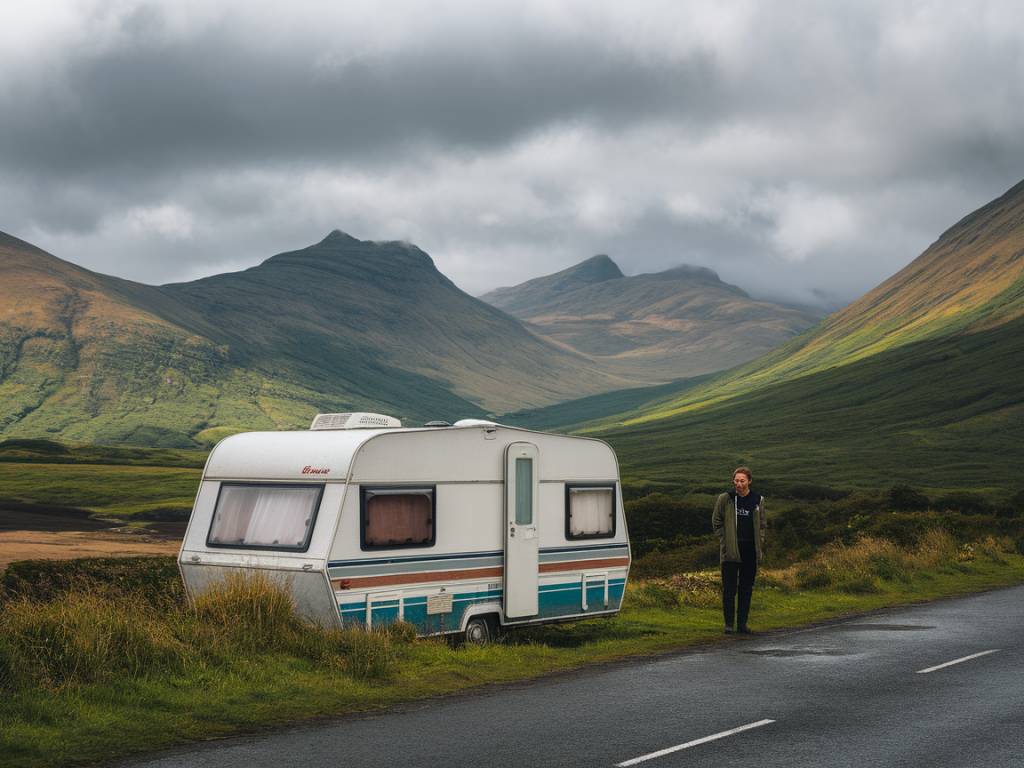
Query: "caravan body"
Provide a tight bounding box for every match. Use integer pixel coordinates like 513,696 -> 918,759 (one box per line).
178,417 -> 631,636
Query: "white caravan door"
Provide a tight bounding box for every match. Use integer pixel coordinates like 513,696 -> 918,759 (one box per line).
504,441 -> 539,619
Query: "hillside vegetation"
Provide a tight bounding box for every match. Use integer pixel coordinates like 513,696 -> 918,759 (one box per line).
0,231 -> 636,447
508,179 -> 1024,496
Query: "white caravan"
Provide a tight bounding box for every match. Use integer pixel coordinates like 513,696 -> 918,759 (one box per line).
178,414 -> 631,641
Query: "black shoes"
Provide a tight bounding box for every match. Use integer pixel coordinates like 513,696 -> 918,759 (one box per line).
724,626 -> 735,635
737,626 -> 754,635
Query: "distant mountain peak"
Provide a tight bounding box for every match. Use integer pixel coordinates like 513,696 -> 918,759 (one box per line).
652,264 -> 723,282
571,254 -> 624,282
319,229 -> 360,246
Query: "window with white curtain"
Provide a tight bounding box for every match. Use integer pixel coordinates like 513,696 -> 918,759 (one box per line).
207,483 -> 323,551
566,485 -> 616,539
361,486 -> 436,549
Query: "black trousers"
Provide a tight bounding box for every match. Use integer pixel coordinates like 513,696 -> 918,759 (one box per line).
721,540 -> 758,629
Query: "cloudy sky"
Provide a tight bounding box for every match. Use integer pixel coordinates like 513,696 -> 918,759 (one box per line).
2,0 -> 1022,308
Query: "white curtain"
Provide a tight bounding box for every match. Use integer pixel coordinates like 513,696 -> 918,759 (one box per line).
569,487 -> 614,536
209,485 -> 320,548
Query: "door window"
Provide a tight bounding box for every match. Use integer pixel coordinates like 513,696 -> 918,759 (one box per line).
515,458 -> 533,525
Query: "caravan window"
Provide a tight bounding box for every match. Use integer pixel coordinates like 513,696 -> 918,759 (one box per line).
207,483 -> 323,551
565,484 -> 616,539
361,486 -> 436,550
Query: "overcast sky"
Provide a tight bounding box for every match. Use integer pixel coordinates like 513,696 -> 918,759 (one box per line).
2,0 -> 1022,308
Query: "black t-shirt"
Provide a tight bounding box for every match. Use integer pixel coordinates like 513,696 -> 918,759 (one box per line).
734,491 -> 760,542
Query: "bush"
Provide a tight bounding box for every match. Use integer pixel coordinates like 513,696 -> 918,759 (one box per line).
794,537 -> 909,592
888,485 -> 930,511
934,492 -> 992,515
625,493 -> 711,542
626,581 -> 681,609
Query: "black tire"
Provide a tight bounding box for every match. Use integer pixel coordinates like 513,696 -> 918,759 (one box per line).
464,615 -> 494,645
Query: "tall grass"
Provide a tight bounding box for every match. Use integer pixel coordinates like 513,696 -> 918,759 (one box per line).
627,530 -> 1017,605
0,571 -> 400,694
787,530 -> 976,593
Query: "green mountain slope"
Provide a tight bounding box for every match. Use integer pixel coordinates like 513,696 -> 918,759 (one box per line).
568,179 -> 1024,493
481,255 -> 821,380
605,178 -> 1024,428
0,231 -> 633,446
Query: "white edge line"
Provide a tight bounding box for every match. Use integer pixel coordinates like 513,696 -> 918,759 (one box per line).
615,719 -> 776,767
916,649 -> 1000,674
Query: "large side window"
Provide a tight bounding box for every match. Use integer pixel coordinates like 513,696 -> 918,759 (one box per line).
360,486 -> 436,550
207,483 -> 323,551
565,483 -> 616,540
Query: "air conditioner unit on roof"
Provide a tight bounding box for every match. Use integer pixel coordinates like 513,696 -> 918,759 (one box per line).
310,413 -> 402,430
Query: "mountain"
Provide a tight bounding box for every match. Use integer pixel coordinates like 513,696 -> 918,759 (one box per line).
481,256 -> 822,380
516,179 -> 1024,493
0,231 -> 632,446
480,254 -> 624,316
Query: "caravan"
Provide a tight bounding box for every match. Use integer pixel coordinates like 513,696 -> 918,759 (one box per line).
178,414 -> 631,641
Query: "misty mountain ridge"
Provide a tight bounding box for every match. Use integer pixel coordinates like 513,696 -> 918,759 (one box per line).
481,254 -> 821,380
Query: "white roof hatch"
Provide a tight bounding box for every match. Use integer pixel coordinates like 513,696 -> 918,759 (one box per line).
310,412 -> 402,430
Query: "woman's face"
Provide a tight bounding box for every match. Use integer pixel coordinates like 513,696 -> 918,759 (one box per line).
733,472 -> 751,496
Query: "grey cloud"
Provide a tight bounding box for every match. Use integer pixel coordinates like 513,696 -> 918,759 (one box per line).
2,1 -> 1024,310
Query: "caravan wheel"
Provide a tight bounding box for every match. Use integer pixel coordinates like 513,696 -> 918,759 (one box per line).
464,615 -> 494,645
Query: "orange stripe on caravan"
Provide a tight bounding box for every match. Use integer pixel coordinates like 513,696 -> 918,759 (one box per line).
331,557 -> 630,590
335,566 -> 503,589
540,557 -> 630,573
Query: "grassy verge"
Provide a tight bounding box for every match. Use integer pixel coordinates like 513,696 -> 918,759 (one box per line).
2,535 -> 1023,768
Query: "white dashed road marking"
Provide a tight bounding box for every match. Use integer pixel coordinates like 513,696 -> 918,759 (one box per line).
615,719 -> 777,767
916,649 -> 1001,674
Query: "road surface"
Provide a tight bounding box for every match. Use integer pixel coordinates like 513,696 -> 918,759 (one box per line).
118,584 -> 1024,767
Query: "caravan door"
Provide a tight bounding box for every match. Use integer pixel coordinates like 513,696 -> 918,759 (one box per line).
504,441 -> 539,619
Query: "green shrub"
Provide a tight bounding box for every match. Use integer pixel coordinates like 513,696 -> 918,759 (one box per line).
837,576 -> 881,594
934,492 -> 992,515
888,485 -> 930,511
335,628 -> 395,680
626,581 -> 681,609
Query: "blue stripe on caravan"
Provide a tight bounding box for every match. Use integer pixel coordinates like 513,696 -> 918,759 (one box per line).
328,550 -> 503,568
541,543 -> 629,554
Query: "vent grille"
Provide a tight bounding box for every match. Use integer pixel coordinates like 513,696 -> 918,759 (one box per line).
310,413 -> 402,430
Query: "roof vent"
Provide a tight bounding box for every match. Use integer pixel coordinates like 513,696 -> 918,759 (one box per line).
423,420 -> 451,427
453,419 -> 498,428
310,413 -> 402,430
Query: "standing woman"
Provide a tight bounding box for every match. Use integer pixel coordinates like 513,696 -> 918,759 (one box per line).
712,466 -> 766,634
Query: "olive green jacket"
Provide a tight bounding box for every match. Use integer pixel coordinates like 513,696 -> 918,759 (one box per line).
712,492 -> 766,564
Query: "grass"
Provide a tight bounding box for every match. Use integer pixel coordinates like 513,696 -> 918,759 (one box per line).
0,462 -> 200,520
1,533 -> 1022,767
596,314 -> 1024,496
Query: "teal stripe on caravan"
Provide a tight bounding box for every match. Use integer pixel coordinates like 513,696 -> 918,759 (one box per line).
338,580 -> 627,632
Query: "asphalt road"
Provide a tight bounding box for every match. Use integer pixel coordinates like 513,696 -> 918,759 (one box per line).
119,585 -> 1024,768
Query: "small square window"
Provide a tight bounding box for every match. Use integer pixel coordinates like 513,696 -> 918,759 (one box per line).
361,486 -> 436,550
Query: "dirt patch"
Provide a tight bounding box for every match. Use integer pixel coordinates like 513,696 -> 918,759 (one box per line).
0,529 -> 181,573
0,506 -> 119,533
